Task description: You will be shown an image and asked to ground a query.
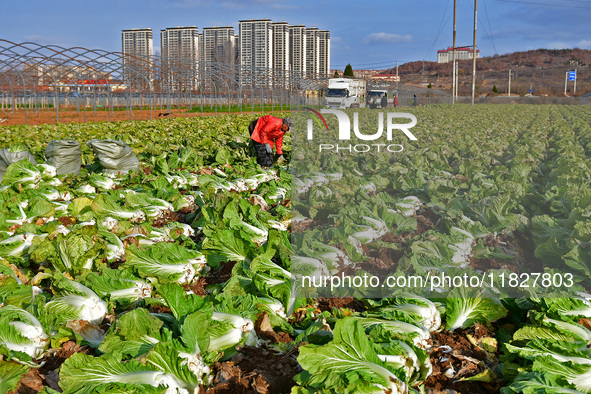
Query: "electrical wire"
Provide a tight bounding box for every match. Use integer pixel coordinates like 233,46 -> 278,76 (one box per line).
482,0 -> 498,53
495,0 -> 591,9
424,0 -> 453,60
463,0 -> 499,55
331,59 -> 415,68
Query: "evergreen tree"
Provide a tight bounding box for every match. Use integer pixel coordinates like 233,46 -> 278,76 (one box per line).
344,64 -> 354,77
428,83 -> 432,89
334,70 -> 340,77
493,85 -> 499,94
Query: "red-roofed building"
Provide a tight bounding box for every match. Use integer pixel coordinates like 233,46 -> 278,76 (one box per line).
437,46 -> 479,63
330,69 -> 399,82
371,73 -> 400,82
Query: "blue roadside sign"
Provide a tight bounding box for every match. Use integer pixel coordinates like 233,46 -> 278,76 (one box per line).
569,71 -> 576,81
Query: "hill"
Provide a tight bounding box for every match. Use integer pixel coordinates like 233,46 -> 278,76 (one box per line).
388,48 -> 591,97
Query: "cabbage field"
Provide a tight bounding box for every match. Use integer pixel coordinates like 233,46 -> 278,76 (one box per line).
1,105 -> 591,393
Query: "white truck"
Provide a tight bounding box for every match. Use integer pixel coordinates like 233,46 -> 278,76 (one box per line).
324,78 -> 367,109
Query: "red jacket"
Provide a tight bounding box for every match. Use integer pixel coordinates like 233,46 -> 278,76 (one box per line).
251,115 -> 286,155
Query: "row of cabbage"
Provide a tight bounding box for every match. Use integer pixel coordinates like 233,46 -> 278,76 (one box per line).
291,105 -> 591,298
0,130 -> 299,393
0,115 -> 291,393
288,104 -> 591,392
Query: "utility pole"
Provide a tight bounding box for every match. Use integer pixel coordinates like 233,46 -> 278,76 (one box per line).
574,68 -> 577,95
471,0 -> 478,106
508,70 -> 511,97
452,0 -> 457,104
396,62 -> 399,91
456,62 -> 460,99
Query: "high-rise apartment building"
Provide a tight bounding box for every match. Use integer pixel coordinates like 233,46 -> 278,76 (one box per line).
289,25 -> 307,74
318,30 -> 330,76
305,27 -> 320,75
161,26 -> 200,61
200,26 -> 237,86
239,19 -> 273,75
271,22 -> 290,73
122,28 -> 153,58
202,26 -> 237,64
238,18 -> 331,83
302,27 -> 330,77
160,26 -> 200,89
121,28 -> 154,81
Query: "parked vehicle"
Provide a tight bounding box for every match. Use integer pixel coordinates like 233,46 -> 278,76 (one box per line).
324,78 -> 367,109
367,89 -> 389,109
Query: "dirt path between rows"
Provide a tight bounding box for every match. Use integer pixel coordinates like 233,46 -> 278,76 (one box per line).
0,107 -> 282,126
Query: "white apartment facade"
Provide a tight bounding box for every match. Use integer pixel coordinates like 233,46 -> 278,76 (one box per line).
305,27 -> 320,75
161,26 -> 200,61
121,28 -> 154,82
239,19 -> 273,74
202,26 -> 237,64
122,28 -> 153,59
289,25 -> 307,74
437,46 -> 480,63
160,26 -> 200,89
303,28 -> 330,77
317,30 -> 330,77
271,22 -> 290,73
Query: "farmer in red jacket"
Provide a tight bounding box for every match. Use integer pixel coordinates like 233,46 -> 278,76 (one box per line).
248,115 -> 292,166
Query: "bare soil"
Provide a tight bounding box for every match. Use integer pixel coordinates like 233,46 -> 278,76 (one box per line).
0,108 -> 280,127
9,341 -> 91,394
469,233 -> 531,274
425,325 -> 502,394
57,216 -> 75,227
179,259 -> 240,297
152,206 -> 197,228
204,261 -> 237,287
316,297 -> 366,313
361,247 -> 404,275
255,312 -> 294,344
359,209 -> 440,275
206,346 -> 301,394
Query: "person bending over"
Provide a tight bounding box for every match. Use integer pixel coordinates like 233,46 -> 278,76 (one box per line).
249,115 -> 292,166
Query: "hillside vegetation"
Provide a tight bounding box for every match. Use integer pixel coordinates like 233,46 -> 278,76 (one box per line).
392,48 -> 591,96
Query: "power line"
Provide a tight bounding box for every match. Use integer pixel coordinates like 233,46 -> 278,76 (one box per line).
482,0 -> 498,53
332,59 -> 415,68
553,0 -> 591,3
424,0 -> 453,60
495,0 -> 591,9
464,0 -> 498,54
502,0 -> 591,4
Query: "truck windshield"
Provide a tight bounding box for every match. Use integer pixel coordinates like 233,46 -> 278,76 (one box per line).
368,91 -> 386,98
326,89 -> 347,97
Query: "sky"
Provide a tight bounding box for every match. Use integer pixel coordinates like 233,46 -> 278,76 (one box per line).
1,0 -> 590,70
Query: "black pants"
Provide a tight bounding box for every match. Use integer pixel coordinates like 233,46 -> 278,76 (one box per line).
249,119 -> 274,167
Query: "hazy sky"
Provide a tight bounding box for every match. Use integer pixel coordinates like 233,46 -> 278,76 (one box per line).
1,0 -> 590,70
